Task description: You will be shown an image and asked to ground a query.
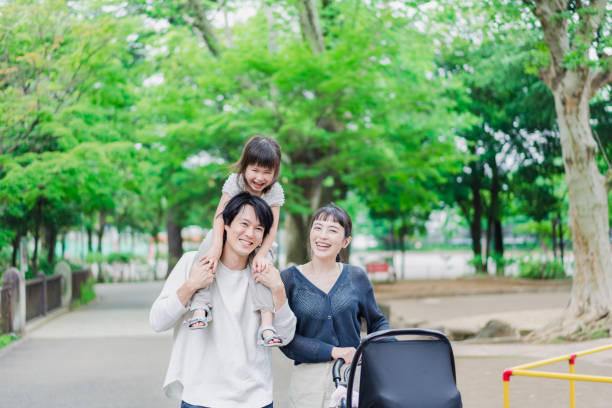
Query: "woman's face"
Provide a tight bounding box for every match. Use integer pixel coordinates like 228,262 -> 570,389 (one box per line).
309,217 -> 351,261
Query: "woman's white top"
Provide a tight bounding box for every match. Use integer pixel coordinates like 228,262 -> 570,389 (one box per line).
150,252 -> 297,407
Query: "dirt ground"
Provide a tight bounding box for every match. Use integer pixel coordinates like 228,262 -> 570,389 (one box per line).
372,275 -> 572,300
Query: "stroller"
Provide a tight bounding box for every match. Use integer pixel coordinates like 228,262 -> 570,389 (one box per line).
331,328 -> 462,408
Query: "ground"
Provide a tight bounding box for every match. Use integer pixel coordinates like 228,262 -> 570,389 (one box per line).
372,275 -> 572,300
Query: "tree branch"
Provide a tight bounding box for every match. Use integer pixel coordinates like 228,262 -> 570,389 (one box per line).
590,65 -> 612,98
298,0 -> 325,55
528,0 -> 570,88
187,0 -> 221,57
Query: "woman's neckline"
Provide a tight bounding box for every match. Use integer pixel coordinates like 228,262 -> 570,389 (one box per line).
295,262 -> 345,295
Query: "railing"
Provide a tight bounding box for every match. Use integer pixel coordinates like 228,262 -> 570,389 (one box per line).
1,266 -> 92,334
503,344 -> 612,408
0,285 -> 13,333
25,273 -> 62,321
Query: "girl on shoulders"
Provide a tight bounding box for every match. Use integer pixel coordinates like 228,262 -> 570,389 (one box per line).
187,136 -> 285,347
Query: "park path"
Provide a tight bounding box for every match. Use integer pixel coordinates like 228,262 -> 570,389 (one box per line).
0,282 -> 175,408
2,282 -> 612,407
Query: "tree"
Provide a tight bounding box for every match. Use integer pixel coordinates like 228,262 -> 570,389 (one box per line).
129,0 -> 470,267
434,3 -> 557,273
517,0 -> 612,337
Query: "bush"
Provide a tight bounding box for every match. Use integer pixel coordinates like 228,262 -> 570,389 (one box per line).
518,257 -> 566,280
72,277 -> 96,308
0,333 -> 18,349
105,252 -> 144,264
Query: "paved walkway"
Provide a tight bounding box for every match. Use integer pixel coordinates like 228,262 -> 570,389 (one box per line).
2,282 -> 612,407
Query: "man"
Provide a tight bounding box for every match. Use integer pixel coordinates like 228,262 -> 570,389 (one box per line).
150,192 -> 296,407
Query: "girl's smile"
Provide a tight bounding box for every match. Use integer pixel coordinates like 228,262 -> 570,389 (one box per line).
244,164 -> 274,194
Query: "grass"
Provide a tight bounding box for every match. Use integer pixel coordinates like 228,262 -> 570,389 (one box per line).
0,333 -> 18,349
71,277 -> 97,308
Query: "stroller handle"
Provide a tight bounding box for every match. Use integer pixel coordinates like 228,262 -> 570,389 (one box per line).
332,358 -> 346,387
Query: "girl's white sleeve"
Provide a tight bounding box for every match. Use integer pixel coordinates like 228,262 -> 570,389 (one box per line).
265,182 -> 285,207
221,173 -> 241,197
149,253 -> 193,332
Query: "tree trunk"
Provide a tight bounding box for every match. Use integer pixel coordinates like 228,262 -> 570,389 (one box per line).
285,176 -> 337,265
552,218 -> 558,260
166,206 -> 183,276
32,198 -> 42,271
86,226 -> 93,253
297,0 -> 325,54
558,214 -> 565,265
187,0 -> 220,57
45,225 -> 57,265
97,210 -> 106,254
554,79 -> 612,323
470,176 -> 485,274
494,220 -> 504,276
285,213 -> 310,266
11,233 -> 21,267
61,234 -> 66,258
525,0 -> 612,340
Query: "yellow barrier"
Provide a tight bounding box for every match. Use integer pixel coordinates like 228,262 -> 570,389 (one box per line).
502,344 -> 612,408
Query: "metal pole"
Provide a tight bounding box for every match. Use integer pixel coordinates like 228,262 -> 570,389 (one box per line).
569,355 -> 576,408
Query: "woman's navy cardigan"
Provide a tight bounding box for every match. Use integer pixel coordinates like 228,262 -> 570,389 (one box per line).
280,264 -> 390,364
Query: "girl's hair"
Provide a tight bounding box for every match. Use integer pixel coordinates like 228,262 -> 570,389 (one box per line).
234,136 -> 282,194
310,203 -> 352,262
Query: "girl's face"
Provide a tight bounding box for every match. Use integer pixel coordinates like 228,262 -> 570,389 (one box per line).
244,164 -> 275,195
309,217 -> 351,261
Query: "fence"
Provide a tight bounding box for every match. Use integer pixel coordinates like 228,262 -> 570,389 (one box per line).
1,265 -> 91,334
502,344 -> 612,408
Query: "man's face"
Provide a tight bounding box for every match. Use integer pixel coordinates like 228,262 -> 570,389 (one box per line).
224,205 -> 265,258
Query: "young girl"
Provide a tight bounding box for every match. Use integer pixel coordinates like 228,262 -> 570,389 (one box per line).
186,136 -> 285,347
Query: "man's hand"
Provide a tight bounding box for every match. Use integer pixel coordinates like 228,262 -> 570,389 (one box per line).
252,253 -> 272,274
199,245 -> 222,272
253,264 -> 282,290
188,259 -> 216,291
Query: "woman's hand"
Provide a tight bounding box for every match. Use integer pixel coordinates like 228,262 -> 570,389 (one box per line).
253,264 -> 282,290
188,259 -> 216,291
331,347 -> 357,365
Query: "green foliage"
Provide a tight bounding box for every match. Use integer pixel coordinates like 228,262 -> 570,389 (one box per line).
1,0 -> 602,269
105,252 -> 144,264
0,333 -> 19,349
72,277 -> 96,308
468,255 -> 485,273
518,257 -> 567,280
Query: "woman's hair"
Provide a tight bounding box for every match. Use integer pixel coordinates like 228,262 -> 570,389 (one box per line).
234,136 -> 282,193
310,203 -> 352,262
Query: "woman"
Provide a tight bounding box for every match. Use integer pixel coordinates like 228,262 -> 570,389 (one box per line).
280,203 -> 390,407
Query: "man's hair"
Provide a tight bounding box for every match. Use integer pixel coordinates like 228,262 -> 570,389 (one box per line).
222,192 -> 274,238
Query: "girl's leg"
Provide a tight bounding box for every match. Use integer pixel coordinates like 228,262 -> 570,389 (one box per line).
187,231 -> 215,328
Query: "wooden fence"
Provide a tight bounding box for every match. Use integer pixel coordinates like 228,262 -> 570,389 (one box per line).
0,267 -> 91,334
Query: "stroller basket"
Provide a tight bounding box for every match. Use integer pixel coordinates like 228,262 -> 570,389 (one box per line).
346,328 -> 462,408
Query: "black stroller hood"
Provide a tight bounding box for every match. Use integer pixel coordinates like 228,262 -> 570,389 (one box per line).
346,328 -> 462,408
